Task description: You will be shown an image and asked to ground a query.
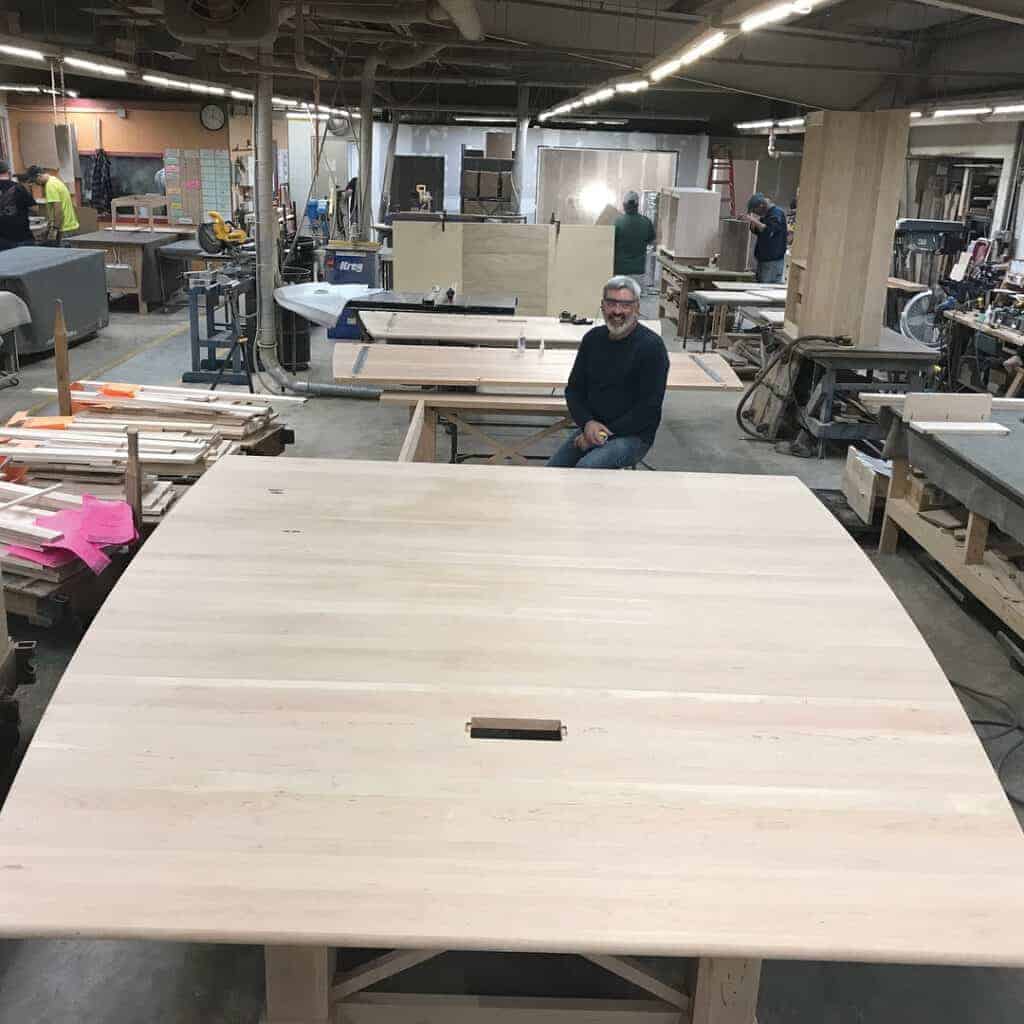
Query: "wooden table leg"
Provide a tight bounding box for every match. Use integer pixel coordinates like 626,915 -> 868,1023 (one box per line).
964,511 -> 990,565
691,957 -> 761,1024
878,456 -> 910,555
265,945 -> 334,1024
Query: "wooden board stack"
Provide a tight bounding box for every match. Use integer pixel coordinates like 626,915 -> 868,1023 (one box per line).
32,381 -> 303,448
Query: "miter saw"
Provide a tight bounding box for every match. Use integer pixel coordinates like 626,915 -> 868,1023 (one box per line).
198,210 -> 249,256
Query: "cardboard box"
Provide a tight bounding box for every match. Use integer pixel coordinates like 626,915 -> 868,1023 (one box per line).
461,170 -> 479,198
478,170 -> 500,198
485,132 -> 514,160
842,448 -> 891,525
498,171 -> 512,199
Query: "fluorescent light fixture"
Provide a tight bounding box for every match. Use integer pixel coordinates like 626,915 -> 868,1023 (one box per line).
581,87 -> 614,106
0,44 -> 46,62
142,74 -> 181,89
651,59 -> 683,83
287,111 -> 329,120
615,79 -> 649,93
42,86 -> 77,97
63,55 -> 128,77
230,89 -> 254,101
272,96 -> 299,107
453,115 -> 516,123
0,84 -> 41,93
551,118 -> 628,126
680,31 -> 728,64
735,119 -> 775,129
909,111 -> 923,119
742,3 -> 798,32
188,82 -> 225,95
776,117 -> 805,127
994,104 -> 1024,114
933,106 -> 991,117
653,30 -> 729,80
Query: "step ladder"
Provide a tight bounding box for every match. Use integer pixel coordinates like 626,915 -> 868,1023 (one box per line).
707,151 -> 736,217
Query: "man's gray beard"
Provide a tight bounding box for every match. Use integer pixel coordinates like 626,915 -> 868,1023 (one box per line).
606,316 -> 637,340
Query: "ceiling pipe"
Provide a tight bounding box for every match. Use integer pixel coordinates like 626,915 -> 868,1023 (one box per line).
380,42 -> 447,69
294,2 -> 332,78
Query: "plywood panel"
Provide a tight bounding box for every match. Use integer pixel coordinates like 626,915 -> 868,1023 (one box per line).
393,221 -> 464,293
548,225 -> 614,319
537,147 -> 677,225
462,224 -> 554,316
334,343 -> 741,390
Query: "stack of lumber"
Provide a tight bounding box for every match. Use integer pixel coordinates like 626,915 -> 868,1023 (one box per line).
0,416 -> 233,480
32,381 -> 304,446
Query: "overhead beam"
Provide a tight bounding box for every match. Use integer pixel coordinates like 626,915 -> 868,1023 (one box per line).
904,0 -> 1024,25
487,0 -> 912,48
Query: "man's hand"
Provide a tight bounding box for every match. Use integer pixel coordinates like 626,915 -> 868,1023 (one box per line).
583,420 -> 611,448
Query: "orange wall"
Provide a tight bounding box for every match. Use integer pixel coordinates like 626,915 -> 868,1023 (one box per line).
5,100 -> 235,166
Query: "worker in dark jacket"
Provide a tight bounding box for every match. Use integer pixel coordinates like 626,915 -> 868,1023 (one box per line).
613,190 -> 656,277
547,275 -> 669,470
744,192 -> 788,283
0,160 -> 36,251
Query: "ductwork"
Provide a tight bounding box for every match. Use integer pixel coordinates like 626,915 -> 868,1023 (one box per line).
381,42 -> 446,69
302,0 -> 481,40
294,2 -> 332,78
434,0 -> 483,41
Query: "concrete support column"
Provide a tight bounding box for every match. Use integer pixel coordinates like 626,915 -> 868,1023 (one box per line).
512,85 -> 530,218
359,57 -> 378,241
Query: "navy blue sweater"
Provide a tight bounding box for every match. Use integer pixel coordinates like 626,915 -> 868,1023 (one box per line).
565,323 -> 669,445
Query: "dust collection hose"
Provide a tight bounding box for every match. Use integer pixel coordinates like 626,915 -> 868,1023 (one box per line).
734,335 -> 846,440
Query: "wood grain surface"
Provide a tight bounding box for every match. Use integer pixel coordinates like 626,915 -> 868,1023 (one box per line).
358,312 -> 662,348
0,457 -> 1023,966
334,344 -> 742,390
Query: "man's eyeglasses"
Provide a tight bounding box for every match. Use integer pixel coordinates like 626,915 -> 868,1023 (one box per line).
602,298 -> 638,310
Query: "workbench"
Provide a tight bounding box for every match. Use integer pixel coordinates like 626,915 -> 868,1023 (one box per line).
656,253 -> 754,340
68,229 -> 189,314
870,394 -> 1024,635
755,328 -> 935,455
3,456 -> 1024,1024
333,342 -> 741,391
0,247 -> 109,355
943,308 -> 1024,395
689,288 -> 787,350
358,311 -> 661,348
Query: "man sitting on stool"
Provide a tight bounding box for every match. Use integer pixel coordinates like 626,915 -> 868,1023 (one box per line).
547,275 -> 669,470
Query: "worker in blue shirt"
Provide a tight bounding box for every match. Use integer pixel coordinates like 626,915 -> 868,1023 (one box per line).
744,192 -> 788,284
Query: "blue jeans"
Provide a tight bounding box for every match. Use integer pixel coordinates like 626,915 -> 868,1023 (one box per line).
547,432 -> 650,469
756,259 -> 785,284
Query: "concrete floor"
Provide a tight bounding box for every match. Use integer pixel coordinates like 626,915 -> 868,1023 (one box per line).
0,297 -> 1022,1022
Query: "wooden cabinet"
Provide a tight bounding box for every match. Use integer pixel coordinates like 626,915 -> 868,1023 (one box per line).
785,110 -> 910,346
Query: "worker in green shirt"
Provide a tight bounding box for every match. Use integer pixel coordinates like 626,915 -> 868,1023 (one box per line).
613,190 -> 655,279
23,165 -> 79,243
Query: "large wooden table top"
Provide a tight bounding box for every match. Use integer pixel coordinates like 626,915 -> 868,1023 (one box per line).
334,343 -> 743,390
1,456 -> 1023,965
358,311 -> 662,348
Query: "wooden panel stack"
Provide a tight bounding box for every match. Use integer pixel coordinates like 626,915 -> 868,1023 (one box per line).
30,382 -> 299,449
785,110 -> 910,345
392,222 -> 613,317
